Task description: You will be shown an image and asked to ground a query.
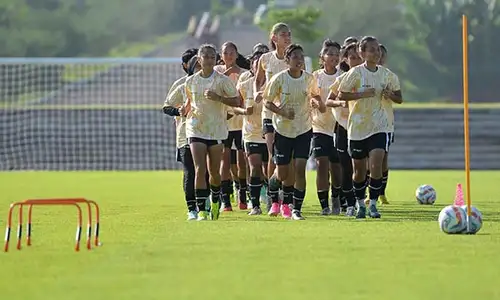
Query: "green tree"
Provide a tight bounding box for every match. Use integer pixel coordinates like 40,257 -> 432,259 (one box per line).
257,6 -> 322,55
401,0 -> 500,102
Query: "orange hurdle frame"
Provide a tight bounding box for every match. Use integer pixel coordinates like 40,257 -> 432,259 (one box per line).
4,198 -> 100,252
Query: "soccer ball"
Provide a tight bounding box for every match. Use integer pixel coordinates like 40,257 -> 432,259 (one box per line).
460,205 -> 483,234
415,184 -> 436,204
438,205 -> 467,234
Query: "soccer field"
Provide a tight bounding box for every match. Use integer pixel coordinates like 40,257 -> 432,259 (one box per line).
0,171 -> 498,300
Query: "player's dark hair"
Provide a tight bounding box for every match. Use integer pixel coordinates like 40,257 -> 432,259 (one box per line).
253,43 -> 269,53
319,39 -> 341,68
236,54 -> 251,69
181,48 -> 198,73
187,55 -> 199,76
199,44 -> 217,55
221,41 -> 238,53
284,43 -> 303,60
359,36 -> 378,51
339,42 -> 358,72
380,44 -> 387,53
248,51 -> 265,76
343,36 -> 358,46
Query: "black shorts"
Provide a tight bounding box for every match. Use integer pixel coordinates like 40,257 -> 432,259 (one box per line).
262,118 -> 274,135
245,142 -> 269,162
348,132 -> 391,160
310,132 -> 339,163
273,130 -> 313,165
334,123 -> 349,154
188,137 -> 222,147
223,130 -> 243,149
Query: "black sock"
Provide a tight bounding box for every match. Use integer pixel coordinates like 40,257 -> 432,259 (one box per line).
380,170 -> 388,196
186,199 -> 197,212
210,185 -> 221,203
249,177 -> 261,208
344,188 -> 356,207
353,179 -> 367,202
282,185 -> 293,205
268,180 -> 280,203
330,185 -> 340,200
228,180 -> 234,197
195,188 -> 210,211
368,177 -> 382,203
293,188 -> 306,211
221,180 -> 231,206
317,190 -> 329,209
234,180 -> 240,191
263,178 -> 268,189
238,178 -> 247,204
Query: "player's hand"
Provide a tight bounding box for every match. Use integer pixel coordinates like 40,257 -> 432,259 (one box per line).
245,106 -> 254,115
340,100 -> 348,108
310,98 -> 320,109
284,107 -> 295,120
361,88 -> 376,98
204,89 -> 220,101
382,88 -> 393,99
179,104 -> 189,116
254,91 -> 264,103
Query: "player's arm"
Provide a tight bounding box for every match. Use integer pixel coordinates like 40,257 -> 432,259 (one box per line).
309,76 -> 326,113
326,79 -> 346,107
383,73 -> 403,104
205,77 -> 240,107
263,75 -> 292,119
162,83 -> 184,116
233,85 -> 253,115
254,56 -> 266,92
338,70 -> 374,101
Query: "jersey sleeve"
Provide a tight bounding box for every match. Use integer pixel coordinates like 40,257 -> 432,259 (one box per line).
338,69 -> 360,93
221,76 -> 238,98
263,73 -> 282,104
308,75 -> 321,98
165,83 -> 185,107
388,71 -> 401,91
329,77 -> 341,96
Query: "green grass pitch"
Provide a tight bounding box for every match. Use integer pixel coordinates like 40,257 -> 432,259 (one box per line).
0,171 -> 499,300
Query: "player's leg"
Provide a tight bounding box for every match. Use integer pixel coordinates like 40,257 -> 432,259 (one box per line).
378,132 -> 393,204
230,148 -> 238,203
329,146 -> 342,216
366,133 -> 390,218
291,130 -> 313,220
311,133 -> 332,215
269,131 -> 293,218
263,118 -> 281,214
260,147 -> 270,211
207,141 -> 225,220
178,146 -> 198,220
349,139 -> 369,219
336,124 -> 356,216
235,131 -> 248,209
246,143 -> 264,215
189,138 -> 210,221
220,134 -> 234,211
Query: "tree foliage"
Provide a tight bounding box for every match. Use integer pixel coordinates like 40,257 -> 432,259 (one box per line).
0,0 -> 210,57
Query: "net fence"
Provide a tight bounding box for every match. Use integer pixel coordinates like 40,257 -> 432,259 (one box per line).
0,58 -> 184,170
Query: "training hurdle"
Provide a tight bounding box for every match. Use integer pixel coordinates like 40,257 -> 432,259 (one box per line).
4,198 -> 100,252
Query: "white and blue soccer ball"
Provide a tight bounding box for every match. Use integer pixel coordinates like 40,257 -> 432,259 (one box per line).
438,205 -> 467,234
415,184 -> 437,205
460,205 -> 483,234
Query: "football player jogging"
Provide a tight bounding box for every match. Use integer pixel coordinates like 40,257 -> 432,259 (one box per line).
182,44 -> 241,221
163,49 -> 201,220
254,22 -> 292,217
264,44 -> 324,220
326,42 -> 363,217
337,36 -> 402,219
233,50 -> 269,215
311,39 -> 343,215
214,41 -> 249,212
